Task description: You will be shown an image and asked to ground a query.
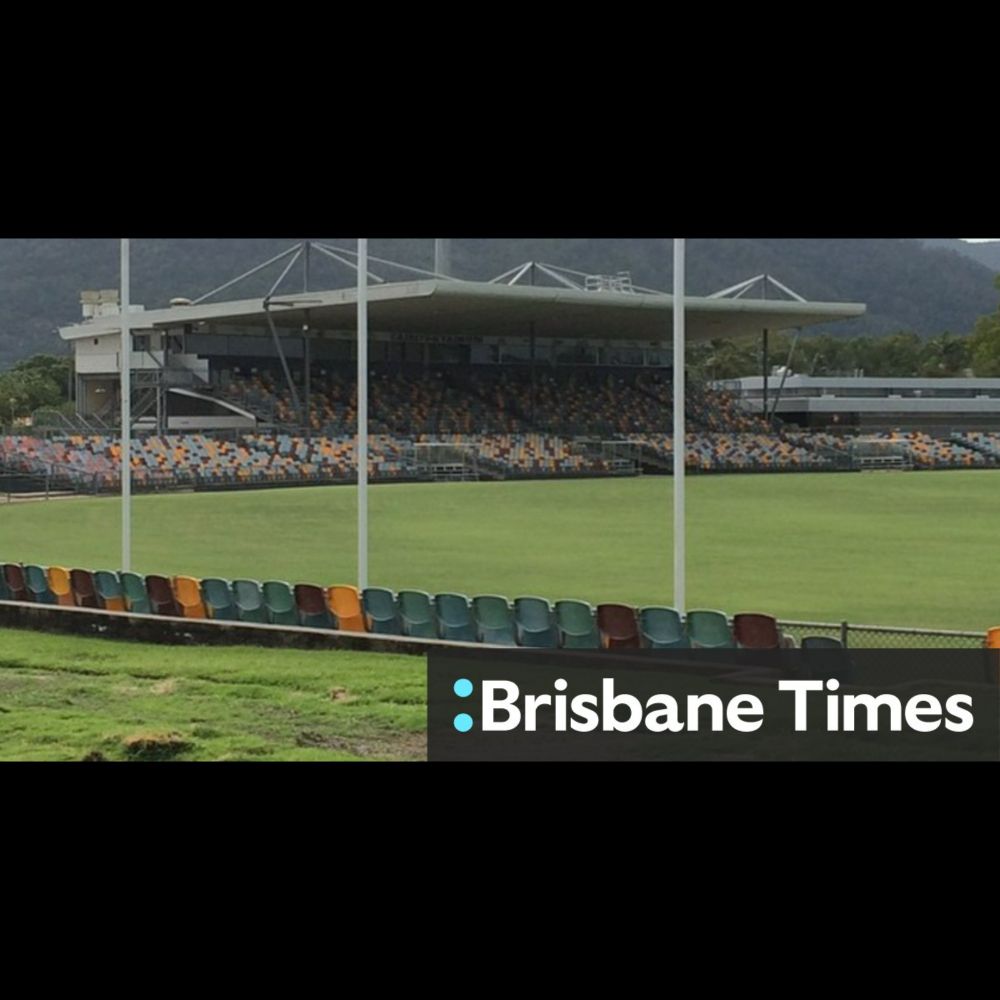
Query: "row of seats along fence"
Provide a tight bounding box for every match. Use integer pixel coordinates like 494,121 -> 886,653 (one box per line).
0,560 -> 988,649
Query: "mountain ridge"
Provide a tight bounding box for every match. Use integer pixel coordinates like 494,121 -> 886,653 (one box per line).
0,238 -> 997,367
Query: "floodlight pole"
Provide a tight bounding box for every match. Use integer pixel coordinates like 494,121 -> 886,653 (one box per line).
357,238 -> 369,592
673,238 -> 685,612
120,238 -> 132,573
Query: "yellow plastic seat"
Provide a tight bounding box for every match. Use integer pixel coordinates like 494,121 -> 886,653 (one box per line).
172,576 -> 207,618
326,584 -> 367,632
47,566 -> 75,607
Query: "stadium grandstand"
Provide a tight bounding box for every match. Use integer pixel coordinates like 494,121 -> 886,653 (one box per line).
4,245 -> 1000,492
1,245 -> 880,491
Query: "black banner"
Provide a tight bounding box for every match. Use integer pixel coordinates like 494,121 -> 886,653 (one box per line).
428,648 -> 1000,761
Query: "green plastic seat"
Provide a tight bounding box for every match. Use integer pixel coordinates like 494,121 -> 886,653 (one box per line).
513,596 -> 558,648
434,593 -> 476,642
262,580 -> 298,625
686,609 -> 735,649
23,564 -> 56,605
801,635 -> 844,649
472,595 -> 517,646
119,571 -> 152,614
555,600 -> 600,649
639,606 -> 689,649
232,579 -> 268,623
201,577 -> 238,621
93,571 -> 125,609
362,587 -> 401,635
398,590 -> 437,639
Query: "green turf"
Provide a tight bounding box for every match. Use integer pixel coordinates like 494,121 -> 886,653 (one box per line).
1,471 -> 996,630
0,628 -> 424,762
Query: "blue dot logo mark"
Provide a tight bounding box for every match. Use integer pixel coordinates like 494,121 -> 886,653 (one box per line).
453,713 -> 474,733
453,678 -> 473,698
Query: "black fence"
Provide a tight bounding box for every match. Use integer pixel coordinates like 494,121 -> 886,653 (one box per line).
777,619 -> 984,650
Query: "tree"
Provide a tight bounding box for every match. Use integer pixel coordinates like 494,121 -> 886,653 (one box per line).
0,353 -> 71,424
969,276 -> 1000,377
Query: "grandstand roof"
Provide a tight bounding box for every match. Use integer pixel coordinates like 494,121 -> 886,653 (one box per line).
59,279 -> 865,344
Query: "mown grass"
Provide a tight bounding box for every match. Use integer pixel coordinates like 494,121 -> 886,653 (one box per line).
0,628 -> 424,762
2,471 -> 998,629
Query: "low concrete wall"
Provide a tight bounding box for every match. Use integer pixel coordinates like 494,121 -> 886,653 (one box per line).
0,599 -> 464,656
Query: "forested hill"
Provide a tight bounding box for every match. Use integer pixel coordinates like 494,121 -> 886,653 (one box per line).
921,238 -> 1000,272
0,237 -> 997,367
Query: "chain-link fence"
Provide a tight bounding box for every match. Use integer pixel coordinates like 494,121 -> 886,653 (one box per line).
777,619 -> 984,649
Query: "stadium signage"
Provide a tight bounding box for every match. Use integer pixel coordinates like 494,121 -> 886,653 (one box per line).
478,677 -> 973,734
428,648 -> 997,761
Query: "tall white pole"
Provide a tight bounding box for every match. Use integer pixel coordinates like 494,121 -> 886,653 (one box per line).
673,238 -> 685,611
120,238 -> 131,572
357,238 -> 369,591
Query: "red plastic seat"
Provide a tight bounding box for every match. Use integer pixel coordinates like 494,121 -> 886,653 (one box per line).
2,563 -> 27,601
733,613 -> 781,649
145,575 -> 181,616
69,568 -> 99,608
596,603 -> 640,649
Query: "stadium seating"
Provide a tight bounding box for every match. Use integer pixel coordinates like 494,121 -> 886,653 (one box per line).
2,564 -> 27,601
513,596 -> 559,648
326,585 -> 366,632
398,590 -> 437,639
262,581 -> 298,626
733,613 -> 782,650
686,610 -> 736,649
173,576 -> 207,618
434,593 -> 477,642
47,566 -> 75,606
120,572 -> 152,614
69,569 -> 99,609
294,584 -> 334,628
362,587 -> 402,634
24,564 -> 56,604
93,571 -> 126,611
555,600 -> 600,649
201,578 -> 239,620
472,595 -> 517,645
638,606 -> 688,649
800,635 -> 844,649
145,575 -> 180,616
233,579 -> 268,623
596,603 -> 641,649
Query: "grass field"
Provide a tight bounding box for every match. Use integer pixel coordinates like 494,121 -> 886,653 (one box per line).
1,470 -> 998,630
0,628 -> 422,761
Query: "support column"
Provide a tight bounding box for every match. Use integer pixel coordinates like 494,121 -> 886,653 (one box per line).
762,329 -> 769,425
120,238 -> 131,572
673,238 -> 685,612
357,238 -> 369,592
